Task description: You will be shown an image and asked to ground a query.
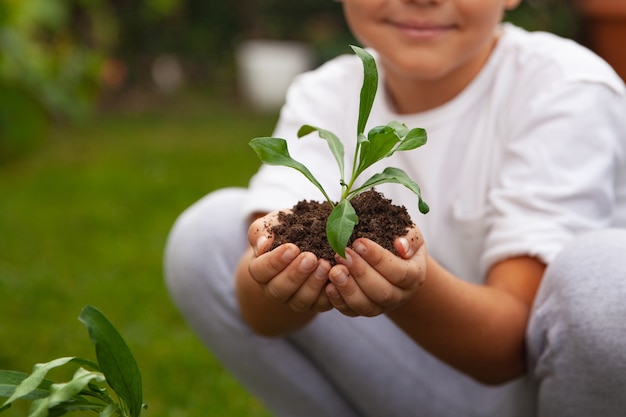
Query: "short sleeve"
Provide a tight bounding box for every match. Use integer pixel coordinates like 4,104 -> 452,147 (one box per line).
481,79 -> 626,272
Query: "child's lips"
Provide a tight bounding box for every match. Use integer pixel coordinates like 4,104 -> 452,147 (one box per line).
390,20 -> 455,40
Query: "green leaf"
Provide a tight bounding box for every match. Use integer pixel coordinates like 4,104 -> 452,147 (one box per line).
99,403 -> 119,417
326,199 -> 359,258
79,306 -> 143,417
350,167 -> 430,214
2,357 -> 83,407
47,401 -> 108,417
0,371 -> 52,402
26,368 -> 107,417
49,368 -> 105,406
351,45 -> 378,136
386,121 -> 409,138
394,127 -> 427,152
298,124 -> 345,180
356,125 -> 400,175
249,137 -> 333,205
27,398 -> 48,417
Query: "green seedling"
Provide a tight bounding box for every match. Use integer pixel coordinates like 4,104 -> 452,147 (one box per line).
249,45 -> 429,258
0,306 -> 144,417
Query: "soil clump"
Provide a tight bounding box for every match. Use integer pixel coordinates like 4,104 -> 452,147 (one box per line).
269,189 -> 414,264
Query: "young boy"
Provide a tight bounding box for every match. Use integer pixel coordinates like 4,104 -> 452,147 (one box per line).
165,0 -> 626,416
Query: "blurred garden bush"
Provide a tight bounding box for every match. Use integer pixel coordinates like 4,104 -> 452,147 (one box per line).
506,0 -> 581,40
0,0 -> 350,162
0,0 -> 114,162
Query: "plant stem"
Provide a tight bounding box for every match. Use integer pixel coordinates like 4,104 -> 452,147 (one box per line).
342,140 -> 362,201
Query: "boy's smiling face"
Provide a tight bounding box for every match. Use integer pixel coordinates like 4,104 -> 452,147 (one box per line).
340,0 -> 521,112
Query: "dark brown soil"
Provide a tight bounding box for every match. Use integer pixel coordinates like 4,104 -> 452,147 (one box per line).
269,189 -> 414,264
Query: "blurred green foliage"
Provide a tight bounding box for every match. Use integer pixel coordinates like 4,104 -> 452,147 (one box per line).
506,0 -> 582,40
0,0 -> 115,119
0,0 -> 350,162
0,0 -> 581,162
111,0 -> 350,87
0,0 -> 115,161
0,83 -> 47,163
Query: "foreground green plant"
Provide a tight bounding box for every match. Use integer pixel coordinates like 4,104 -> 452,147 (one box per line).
0,306 -> 144,417
249,45 -> 429,257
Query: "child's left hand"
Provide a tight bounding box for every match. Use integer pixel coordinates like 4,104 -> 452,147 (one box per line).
326,226 -> 427,317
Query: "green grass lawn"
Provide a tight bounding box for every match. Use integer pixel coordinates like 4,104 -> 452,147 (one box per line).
0,92 -> 277,416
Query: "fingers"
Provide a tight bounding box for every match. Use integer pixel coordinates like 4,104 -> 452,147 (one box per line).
253,246 -> 317,298
327,265 -> 380,317
288,259 -> 332,312
353,233 -> 427,290
327,233 -> 427,316
248,211 -> 283,256
249,243 -> 300,284
246,215 -> 426,317
311,294 -> 333,312
394,226 -> 423,259
248,241 -> 332,312
327,249 -> 394,316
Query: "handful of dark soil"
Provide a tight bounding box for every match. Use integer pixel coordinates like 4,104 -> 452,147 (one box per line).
269,189 -> 414,264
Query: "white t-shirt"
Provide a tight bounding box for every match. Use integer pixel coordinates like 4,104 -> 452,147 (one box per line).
243,23 -> 626,283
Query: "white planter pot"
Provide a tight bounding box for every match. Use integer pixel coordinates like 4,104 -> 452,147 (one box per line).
236,40 -> 314,111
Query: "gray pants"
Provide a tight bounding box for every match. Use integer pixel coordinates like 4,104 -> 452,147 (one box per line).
164,188 -> 626,417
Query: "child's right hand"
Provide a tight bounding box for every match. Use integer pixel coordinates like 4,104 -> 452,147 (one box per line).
246,211 -> 333,313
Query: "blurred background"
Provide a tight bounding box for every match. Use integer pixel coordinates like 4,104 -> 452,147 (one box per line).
0,1 -> 623,416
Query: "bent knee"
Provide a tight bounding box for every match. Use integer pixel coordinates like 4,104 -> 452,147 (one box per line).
528,229 -> 626,366
164,187 -> 249,296
540,228 -> 626,298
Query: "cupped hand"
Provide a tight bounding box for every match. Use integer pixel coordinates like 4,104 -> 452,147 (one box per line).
325,225 -> 427,317
247,211 -> 333,312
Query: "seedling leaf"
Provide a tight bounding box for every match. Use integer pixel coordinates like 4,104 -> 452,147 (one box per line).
356,125 -> 400,175
79,306 -> 143,417
298,125 -> 345,180
326,200 -> 359,258
250,137 -> 333,205
249,44 -> 429,257
386,121 -> 409,138
351,45 -> 378,136
350,167 -> 430,214
395,127 -> 427,152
